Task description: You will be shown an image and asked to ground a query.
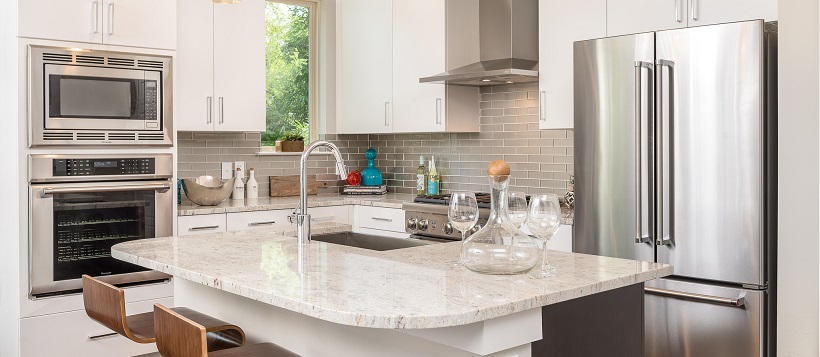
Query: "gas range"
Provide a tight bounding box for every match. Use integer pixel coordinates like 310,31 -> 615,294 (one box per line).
402,193 -> 491,241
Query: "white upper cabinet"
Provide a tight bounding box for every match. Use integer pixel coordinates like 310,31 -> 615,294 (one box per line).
607,0 -> 688,36
337,0 -> 393,134
538,0 -> 606,130
391,0 -> 446,133
687,0 -> 777,27
176,0 -> 265,132
18,0 -> 176,50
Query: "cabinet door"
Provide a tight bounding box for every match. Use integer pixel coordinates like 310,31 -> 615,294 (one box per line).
213,0 -> 266,132
177,214 -> 227,236
337,0 -> 393,134
307,206 -> 351,225
687,0 -> 777,27
18,0 -> 102,44
101,0 -> 177,50
176,0 -> 216,131
391,0 -> 446,133
539,0 -> 606,130
607,0 -> 687,36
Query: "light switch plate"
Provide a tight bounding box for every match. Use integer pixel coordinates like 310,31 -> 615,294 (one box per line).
234,161 -> 246,178
221,162 -> 233,180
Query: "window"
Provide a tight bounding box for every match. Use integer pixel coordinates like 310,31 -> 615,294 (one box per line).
263,0 -> 317,146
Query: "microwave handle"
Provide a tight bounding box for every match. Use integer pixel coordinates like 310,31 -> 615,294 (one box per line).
41,183 -> 171,197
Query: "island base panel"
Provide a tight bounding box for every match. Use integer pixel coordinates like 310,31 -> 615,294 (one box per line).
533,283 -> 645,357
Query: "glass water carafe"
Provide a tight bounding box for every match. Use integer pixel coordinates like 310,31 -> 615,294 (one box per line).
461,175 -> 541,274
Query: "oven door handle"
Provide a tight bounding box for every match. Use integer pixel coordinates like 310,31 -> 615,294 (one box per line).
41,183 -> 171,197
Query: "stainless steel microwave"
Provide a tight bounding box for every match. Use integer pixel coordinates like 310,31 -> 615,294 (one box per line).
29,46 -> 173,146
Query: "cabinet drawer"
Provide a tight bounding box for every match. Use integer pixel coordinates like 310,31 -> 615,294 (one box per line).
227,210 -> 291,231
177,214 -> 227,236
355,206 -> 405,233
306,206 -> 350,225
21,297 -> 172,357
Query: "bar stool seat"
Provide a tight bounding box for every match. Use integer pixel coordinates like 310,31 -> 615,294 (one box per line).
154,303 -> 300,357
82,275 -> 245,351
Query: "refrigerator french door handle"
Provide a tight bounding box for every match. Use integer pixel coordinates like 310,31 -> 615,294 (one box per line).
634,61 -> 653,244
645,286 -> 746,308
655,59 -> 674,246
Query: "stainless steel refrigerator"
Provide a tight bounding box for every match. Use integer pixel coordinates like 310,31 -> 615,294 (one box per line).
573,20 -> 777,357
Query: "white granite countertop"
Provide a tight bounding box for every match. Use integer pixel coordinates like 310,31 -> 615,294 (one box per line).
178,193 -> 415,216
113,223 -> 669,329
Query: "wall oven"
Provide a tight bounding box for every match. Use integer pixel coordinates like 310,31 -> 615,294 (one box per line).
29,154 -> 173,298
29,45 -> 172,146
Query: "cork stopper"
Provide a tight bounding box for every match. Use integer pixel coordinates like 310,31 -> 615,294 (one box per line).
488,160 -> 510,182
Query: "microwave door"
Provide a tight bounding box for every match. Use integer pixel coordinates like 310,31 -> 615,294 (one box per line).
43,64 -> 152,131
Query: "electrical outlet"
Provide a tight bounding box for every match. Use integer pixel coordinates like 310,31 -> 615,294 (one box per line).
221,162 -> 233,180
234,161 -> 246,178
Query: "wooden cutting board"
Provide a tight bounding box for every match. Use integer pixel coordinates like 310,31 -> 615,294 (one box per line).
269,175 -> 327,197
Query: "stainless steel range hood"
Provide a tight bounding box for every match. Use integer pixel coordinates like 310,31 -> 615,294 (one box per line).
419,0 -> 539,86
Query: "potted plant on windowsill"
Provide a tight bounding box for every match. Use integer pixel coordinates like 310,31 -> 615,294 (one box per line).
280,132 -> 305,152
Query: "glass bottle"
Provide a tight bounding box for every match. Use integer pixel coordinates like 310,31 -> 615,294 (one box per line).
427,156 -> 440,195
461,174 -> 540,274
416,155 -> 427,196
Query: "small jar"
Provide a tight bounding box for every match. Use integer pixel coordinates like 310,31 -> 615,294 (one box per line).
461,174 -> 541,274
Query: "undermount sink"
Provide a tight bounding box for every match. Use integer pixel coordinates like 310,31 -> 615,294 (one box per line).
311,232 -> 430,251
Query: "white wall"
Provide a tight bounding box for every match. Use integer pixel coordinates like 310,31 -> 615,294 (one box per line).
0,1 -> 21,356
777,0 -> 820,354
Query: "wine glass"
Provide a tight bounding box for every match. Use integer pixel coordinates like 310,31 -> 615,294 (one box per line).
506,191 -> 528,229
449,191 -> 479,266
526,194 -> 561,276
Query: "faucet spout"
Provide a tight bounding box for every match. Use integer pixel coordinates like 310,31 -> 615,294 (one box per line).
293,140 -> 347,246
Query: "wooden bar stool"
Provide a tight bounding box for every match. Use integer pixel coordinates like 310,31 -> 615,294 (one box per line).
82,275 -> 245,352
153,304 -> 300,357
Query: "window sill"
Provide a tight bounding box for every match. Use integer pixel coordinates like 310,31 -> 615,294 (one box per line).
257,151 -> 333,156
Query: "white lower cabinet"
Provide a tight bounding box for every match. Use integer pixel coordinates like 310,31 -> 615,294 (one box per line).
352,206 -> 408,238
177,213 -> 227,236
21,297 -> 172,357
227,210 -> 292,231
306,206 -> 350,225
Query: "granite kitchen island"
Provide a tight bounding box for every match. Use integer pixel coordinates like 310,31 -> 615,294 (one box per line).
112,223 -> 672,356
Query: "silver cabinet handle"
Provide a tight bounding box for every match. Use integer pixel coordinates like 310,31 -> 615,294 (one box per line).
88,332 -> 119,341
41,183 -> 171,197
634,61 -> 653,244
384,102 -> 390,126
690,0 -> 697,20
107,2 -> 114,35
435,98 -> 442,124
674,0 -> 681,22
645,287 -> 746,308
371,217 -> 393,222
206,97 -> 213,124
218,97 -> 224,124
189,225 -> 219,231
311,216 -> 334,222
655,59 -> 675,246
248,221 -> 276,226
539,91 -> 546,121
91,1 -> 99,34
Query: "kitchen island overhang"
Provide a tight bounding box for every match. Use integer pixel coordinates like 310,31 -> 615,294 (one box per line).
112,223 -> 672,356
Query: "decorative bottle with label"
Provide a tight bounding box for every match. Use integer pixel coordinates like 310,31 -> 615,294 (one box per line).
427,156 -> 440,195
416,155 -> 427,196
232,167 -> 245,200
246,167 -> 259,201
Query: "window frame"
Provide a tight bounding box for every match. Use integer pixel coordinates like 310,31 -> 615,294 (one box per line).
264,0 -> 319,144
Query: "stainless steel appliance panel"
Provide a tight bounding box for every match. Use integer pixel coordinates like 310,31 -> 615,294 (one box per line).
573,32 -> 656,263
645,279 -> 764,357
655,21 -> 765,286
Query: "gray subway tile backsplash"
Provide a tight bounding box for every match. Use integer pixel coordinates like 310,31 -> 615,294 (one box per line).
177,83 -> 574,198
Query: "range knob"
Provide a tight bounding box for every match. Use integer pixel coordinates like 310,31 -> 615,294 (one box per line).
417,219 -> 429,231
443,222 -> 454,235
470,224 -> 482,234
406,218 -> 418,230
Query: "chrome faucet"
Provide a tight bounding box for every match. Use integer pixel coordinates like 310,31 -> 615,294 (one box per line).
289,140 -> 347,245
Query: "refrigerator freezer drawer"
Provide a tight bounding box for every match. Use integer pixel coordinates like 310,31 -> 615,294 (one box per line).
645,279 -> 764,357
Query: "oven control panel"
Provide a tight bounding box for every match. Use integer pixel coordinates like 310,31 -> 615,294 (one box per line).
53,158 -> 155,176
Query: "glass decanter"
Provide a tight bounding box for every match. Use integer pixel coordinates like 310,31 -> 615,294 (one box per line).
460,174 -> 541,274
